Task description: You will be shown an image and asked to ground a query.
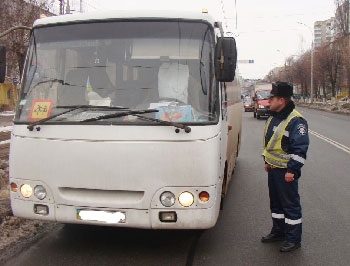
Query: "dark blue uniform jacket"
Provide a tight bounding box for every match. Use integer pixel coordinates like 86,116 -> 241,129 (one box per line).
264,101 -> 309,176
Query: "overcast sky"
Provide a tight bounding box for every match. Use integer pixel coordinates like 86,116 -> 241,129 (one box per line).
68,0 -> 336,79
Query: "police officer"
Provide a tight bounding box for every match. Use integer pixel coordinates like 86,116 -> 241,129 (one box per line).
261,81 -> 309,252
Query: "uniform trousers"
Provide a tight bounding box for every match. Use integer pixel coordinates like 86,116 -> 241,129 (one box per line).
268,167 -> 302,243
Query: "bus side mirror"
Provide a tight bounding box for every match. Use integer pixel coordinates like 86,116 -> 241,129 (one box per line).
0,45 -> 6,83
215,37 -> 237,82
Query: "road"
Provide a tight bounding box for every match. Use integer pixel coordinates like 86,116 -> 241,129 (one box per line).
2,107 -> 350,266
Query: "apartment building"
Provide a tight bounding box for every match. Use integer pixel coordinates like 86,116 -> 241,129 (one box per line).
314,1 -> 349,48
314,18 -> 336,48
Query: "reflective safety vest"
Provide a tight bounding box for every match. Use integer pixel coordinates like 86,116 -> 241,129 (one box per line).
262,109 -> 303,168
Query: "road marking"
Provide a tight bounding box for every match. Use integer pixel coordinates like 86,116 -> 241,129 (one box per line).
309,130 -> 350,155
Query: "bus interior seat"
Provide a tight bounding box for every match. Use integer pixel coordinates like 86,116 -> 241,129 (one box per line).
57,68 -> 88,106
114,61 -> 159,107
158,62 -> 189,104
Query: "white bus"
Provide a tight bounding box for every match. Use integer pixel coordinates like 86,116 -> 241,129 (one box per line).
5,9 -> 242,229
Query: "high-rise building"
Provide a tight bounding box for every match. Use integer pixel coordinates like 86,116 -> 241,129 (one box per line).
314,18 -> 336,48
313,1 -> 349,48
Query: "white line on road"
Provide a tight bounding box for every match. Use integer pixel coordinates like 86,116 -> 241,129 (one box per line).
309,130 -> 350,155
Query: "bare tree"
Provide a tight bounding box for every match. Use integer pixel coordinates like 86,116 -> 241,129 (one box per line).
317,42 -> 343,97
292,53 -> 310,97
335,0 -> 349,36
284,56 -> 296,84
334,0 -> 350,94
314,47 -> 329,99
0,0 -> 55,79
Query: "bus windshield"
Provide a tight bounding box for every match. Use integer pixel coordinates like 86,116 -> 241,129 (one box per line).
16,21 -> 217,124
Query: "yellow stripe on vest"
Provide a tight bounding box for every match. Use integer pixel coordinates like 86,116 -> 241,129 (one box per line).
262,110 -> 303,168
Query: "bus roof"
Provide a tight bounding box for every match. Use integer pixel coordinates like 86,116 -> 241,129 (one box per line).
33,9 -> 218,28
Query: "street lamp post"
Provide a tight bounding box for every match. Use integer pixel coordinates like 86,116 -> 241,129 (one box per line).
298,22 -> 314,103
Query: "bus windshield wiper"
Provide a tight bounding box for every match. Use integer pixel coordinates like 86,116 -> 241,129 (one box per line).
27,105 -> 129,131
28,107 -> 191,133
81,109 -> 191,133
80,109 -> 159,122
25,78 -> 64,97
133,114 -> 191,133
57,105 -> 128,110
27,106 -> 81,131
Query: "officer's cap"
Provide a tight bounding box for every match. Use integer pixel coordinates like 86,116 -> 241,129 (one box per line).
270,81 -> 293,98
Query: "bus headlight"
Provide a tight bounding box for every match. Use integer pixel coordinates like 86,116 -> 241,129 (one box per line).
160,191 -> 175,207
34,185 -> 47,200
178,191 -> 194,207
20,184 -> 33,198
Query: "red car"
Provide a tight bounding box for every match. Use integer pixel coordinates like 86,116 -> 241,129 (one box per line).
253,87 -> 271,119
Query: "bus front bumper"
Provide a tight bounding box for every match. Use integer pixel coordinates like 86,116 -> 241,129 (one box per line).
10,198 -> 219,229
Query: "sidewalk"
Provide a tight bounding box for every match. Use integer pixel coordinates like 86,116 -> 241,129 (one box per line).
0,111 -> 14,127
296,100 -> 350,115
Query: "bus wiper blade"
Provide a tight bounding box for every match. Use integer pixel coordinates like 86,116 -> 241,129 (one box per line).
80,109 -> 159,122
56,105 -> 128,110
25,78 -> 64,97
27,106 -> 82,131
133,115 -> 191,133
27,105 -> 130,131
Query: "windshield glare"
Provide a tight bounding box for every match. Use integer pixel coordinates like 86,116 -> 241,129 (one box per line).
17,21 -> 217,124
256,90 -> 270,100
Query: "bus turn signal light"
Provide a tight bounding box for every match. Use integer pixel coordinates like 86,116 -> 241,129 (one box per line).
10,182 -> 18,192
199,191 -> 210,202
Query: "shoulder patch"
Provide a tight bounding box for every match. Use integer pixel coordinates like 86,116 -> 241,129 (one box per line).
297,124 -> 307,135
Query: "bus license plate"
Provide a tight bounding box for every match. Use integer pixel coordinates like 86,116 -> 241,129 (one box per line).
77,209 -> 126,224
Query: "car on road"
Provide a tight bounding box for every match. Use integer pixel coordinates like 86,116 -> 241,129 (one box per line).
243,97 -> 254,112
252,83 -> 271,119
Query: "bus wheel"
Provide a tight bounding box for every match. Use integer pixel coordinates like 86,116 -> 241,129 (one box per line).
220,196 -> 224,210
221,164 -> 228,210
257,114 -> 260,119
235,134 -> 240,158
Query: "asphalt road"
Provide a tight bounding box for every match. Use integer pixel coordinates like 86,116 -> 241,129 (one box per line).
3,107 -> 350,266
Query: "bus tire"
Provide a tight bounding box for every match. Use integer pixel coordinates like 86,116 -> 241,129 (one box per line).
220,196 -> 224,210
221,163 -> 229,210
235,134 -> 240,158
